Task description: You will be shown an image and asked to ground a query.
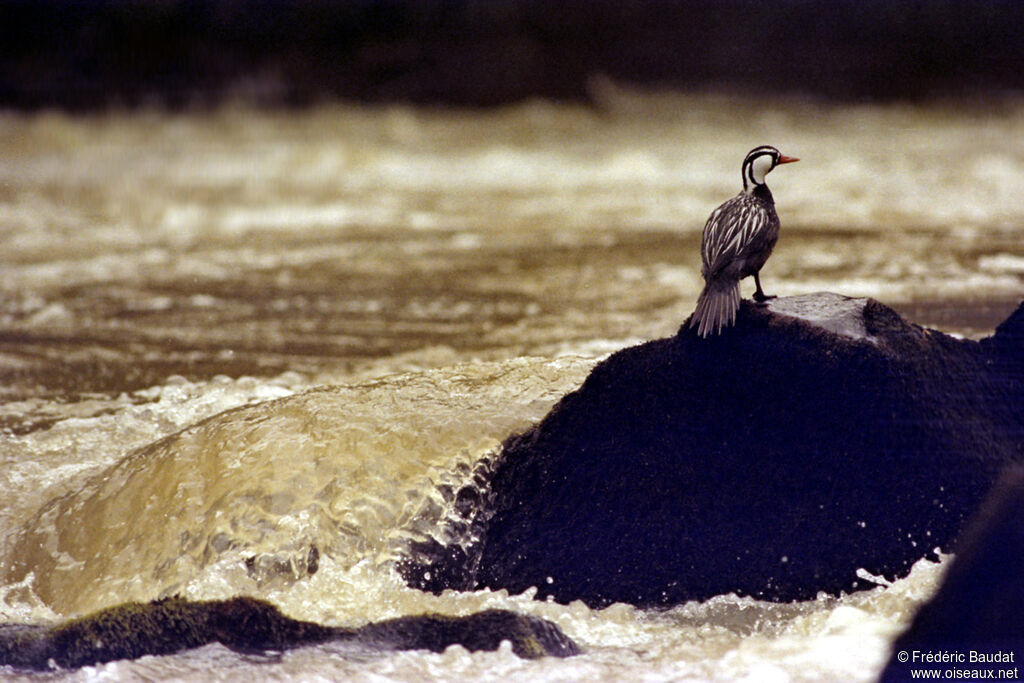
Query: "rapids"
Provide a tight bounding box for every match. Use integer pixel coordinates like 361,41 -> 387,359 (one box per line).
1,91 -> 1022,680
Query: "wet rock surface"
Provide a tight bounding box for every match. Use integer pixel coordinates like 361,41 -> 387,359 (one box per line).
404,293 -> 1024,608
764,292 -> 872,339
0,597 -> 579,671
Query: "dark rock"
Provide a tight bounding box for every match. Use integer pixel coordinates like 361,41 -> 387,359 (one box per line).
0,596 -> 579,671
359,609 -> 580,660
403,293 -> 1024,607
879,465 -> 1024,682
980,300 -> 1024,402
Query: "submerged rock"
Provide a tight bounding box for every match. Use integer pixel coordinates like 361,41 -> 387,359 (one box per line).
879,465 -> 1024,682
0,597 -> 579,671
403,293 -> 1024,607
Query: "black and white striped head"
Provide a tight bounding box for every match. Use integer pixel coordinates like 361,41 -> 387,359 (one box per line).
742,145 -> 799,192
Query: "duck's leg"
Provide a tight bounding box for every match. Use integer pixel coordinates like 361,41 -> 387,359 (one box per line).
752,272 -> 776,303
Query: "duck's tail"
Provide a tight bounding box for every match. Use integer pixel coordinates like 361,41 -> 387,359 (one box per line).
689,277 -> 740,338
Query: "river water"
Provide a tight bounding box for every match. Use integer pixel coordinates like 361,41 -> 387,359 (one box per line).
0,91 -> 1022,681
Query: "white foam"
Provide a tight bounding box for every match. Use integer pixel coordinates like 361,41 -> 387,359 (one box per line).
979,253 -> 1024,274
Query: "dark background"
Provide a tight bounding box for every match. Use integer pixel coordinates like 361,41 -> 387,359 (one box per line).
1,0 -> 1023,110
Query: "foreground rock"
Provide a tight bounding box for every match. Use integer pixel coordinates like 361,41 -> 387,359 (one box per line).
879,465 -> 1024,682
0,597 -> 579,670
403,293 -> 1024,607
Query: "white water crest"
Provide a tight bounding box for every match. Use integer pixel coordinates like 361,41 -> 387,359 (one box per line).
0,356 -> 596,618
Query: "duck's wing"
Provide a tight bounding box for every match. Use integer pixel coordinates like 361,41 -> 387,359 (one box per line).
700,194 -> 768,277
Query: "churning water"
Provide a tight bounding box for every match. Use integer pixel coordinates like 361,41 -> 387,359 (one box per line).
1,91 -> 1023,681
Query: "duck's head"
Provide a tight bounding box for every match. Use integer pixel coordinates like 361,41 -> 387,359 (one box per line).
742,145 -> 799,192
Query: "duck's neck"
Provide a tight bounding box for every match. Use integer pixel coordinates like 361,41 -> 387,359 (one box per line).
746,183 -> 774,204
